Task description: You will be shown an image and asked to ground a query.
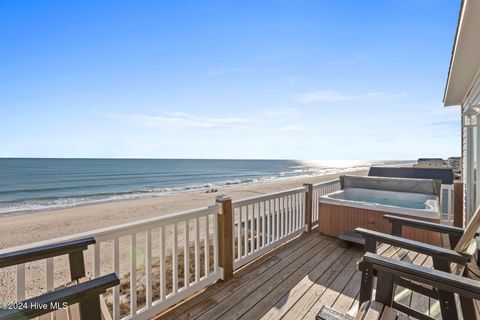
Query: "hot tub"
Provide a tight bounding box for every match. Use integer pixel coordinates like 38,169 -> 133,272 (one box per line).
318,178 -> 442,245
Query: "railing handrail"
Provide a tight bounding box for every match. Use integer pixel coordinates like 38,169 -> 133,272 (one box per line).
0,205 -> 219,254
312,179 -> 340,188
232,186 -> 307,207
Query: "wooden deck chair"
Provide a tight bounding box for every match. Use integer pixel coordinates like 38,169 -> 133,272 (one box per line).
355,207 -> 480,319
317,252 -> 480,320
0,237 -> 119,320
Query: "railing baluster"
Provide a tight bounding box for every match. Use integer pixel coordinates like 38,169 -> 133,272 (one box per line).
203,216 -> 209,276
173,223 -> 178,292
243,206 -> 248,257
262,201 -> 266,248
292,194 -> 296,232
160,225 -> 166,301
94,242 -> 100,278
146,229 -> 152,307
291,194 -> 295,233
195,218 -> 200,283
297,192 -> 301,229
302,191 -> 306,227
295,193 -> 299,231
286,195 -> 289,235
249,205 -> 254,253
256,203 -> 260,251
448,187 -> 453,222
275,197 -> 280,241
16,264 -> 25,300
237,208 -> 241,260
290,194 -> 297,233
46,257 -> 54,292
267,200 -> 271,245
213,212 -> 219,272
131,233 -> 137,315
284,196 -> 288,236
113,237 -> 120,320
281,196 -> 285,238
290,195 -> 294,234
184,219 -> 190,288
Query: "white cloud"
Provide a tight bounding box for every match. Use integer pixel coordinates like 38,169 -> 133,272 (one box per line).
295,90 -> 405,103
113,112 -> 251,129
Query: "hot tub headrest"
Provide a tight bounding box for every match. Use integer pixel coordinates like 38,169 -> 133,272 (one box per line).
339,175 -> 441,196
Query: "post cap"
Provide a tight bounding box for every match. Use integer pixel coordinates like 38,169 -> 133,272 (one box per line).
215,194 -> 231,201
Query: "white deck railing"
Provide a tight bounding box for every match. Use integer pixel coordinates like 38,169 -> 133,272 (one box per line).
231,187 -> 307,269
312,179 -> 342,225
5,205 -> 221,320
440,184 -> 455,223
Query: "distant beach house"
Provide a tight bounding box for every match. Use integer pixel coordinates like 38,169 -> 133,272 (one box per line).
444,0 -> 480,223
414,158 -> 446,168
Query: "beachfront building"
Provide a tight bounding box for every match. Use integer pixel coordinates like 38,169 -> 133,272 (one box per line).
414,158 -> 446,168
444,0 -> 480,224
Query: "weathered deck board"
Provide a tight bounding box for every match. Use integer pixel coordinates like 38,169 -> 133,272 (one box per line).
296,251 -> 360,320
330,245 -> 395,314
238,244 -> 350,320
158,231 -> 321,320
258,246 -> 355,320
195,235 -> 333,320
156,231 -> 472,320
208,239 -> 338,320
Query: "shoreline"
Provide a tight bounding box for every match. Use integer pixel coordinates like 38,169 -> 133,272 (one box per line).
0,167 -> 372,217
0,169 -> 367,249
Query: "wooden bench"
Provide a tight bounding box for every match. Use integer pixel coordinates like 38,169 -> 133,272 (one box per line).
318,252 -> 480,320
356,211 -> 480,318
0,237 -> 119,320
339,231 -> 365,247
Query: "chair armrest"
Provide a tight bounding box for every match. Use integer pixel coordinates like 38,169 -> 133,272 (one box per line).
316,305 -> 354,320
0,273 -> 119,320
355,228 -> 470,264
363,253 -> 480,300
0,237 -> 95,268
383,215 -> 464,235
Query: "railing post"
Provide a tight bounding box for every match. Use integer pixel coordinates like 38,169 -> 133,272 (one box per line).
454,181 -> 464,228
216,195 -> 234,281
303,184 -> 313,233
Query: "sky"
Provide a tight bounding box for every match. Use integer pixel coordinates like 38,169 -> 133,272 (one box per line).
0,0 -> 462,160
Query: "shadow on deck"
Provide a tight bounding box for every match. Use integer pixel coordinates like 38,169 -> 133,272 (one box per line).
156,231 -> 440,320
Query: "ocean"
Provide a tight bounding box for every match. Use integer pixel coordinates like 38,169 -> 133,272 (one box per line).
0,158 -> 413,214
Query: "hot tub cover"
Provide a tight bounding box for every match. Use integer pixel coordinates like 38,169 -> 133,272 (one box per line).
339,175 -> 441,196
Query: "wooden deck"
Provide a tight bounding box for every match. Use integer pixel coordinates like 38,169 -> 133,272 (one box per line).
157,231 -> 440,320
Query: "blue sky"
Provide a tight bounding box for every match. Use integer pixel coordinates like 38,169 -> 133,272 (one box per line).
0,0 -> 461,160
